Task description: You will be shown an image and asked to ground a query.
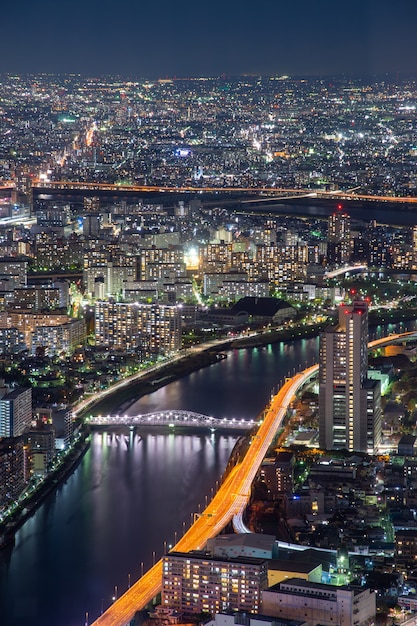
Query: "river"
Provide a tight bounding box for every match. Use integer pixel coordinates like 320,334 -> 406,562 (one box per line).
0,323 -> 414,626
0,336 -> 321,626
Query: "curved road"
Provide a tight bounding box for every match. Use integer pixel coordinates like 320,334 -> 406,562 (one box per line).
91,364 -> 318,626
91,330 -> 417,626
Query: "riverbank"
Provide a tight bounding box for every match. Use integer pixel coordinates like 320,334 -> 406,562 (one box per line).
234,309 -> 417,350
0,432 -> 90,550
0,351 -> 231,550
83,349 -> 230,417
368,307 -> 417,326
81,308 -> 417,417
231,321 -> 329,349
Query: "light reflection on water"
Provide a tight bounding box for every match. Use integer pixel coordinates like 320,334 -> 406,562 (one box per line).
0,431 -> 237,626
1,324 -> 416,626
127,339 -> 320,420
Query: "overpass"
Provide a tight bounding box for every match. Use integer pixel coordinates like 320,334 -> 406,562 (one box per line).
24,179 -> 417,204
86,410 -> 256,431
324,264 -> 368,279
1,177 -> 416,203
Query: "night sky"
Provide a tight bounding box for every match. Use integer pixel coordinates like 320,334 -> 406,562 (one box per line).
1,0 -> 417,78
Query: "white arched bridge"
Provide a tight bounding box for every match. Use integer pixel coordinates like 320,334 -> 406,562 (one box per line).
86,410 -> 257,431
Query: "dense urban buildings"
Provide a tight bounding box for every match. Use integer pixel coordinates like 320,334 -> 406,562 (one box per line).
1,75 -> 417,198
2,72 -> 417,626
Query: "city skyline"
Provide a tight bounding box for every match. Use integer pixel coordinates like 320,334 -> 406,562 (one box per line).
2,23 -> 417,621
1,1 -> 417,77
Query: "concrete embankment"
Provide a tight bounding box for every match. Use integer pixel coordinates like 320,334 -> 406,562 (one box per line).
82,349 -> 230,417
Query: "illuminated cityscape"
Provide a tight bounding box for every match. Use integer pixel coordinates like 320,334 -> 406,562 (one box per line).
1,75 -> 417,196
2,69 -> 417,626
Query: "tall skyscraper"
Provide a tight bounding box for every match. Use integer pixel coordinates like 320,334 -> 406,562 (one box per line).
327,211 -> 351,265
319,301 -> 381,453
412,226 -> 417,269
0,387 -> 32,438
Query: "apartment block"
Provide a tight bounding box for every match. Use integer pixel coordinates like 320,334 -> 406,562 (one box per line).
162,551 -> 268,615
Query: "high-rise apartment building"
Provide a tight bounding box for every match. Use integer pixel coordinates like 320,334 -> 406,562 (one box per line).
83,196 -> 100,214
412,226 -> 417,269
95,301 -> 181,355
199,243 -> 234,273
95,301 -> 141,351
139,247 -> 185,281
261,451 -> 295,495
0,438 -> 27,512
1,311 -> 77,352
319,301 -> 381,453
31,319 -> 86,356
146,304 -> 181,354
327,211 -> 351,265
0,257 -> 28,287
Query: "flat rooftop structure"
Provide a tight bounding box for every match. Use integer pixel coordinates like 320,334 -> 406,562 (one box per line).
207,533 -> 276,553
269,560 -> 320,575
268,577 -> 366,599
167,550 -> 268,566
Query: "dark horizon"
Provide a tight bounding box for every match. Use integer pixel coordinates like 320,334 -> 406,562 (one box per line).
1,0 -> 417,78
1,71 -> 417,83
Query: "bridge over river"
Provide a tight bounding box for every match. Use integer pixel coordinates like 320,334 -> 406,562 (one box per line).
86,410 -> 257,431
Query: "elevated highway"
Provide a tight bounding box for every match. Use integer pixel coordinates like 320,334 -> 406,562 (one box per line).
89,331 -> 417,626
324,264 -> 367,279
24,179 -> 417,204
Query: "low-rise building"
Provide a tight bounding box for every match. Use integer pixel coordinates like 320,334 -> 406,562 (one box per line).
205,611 -> 307,626
261,578 -> 376,626
267,560 -> 322,587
